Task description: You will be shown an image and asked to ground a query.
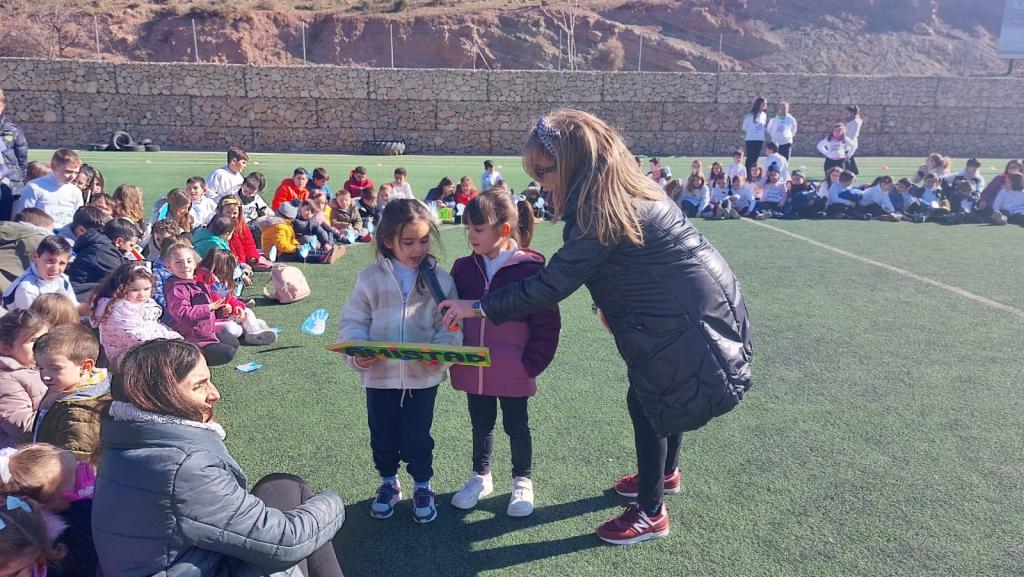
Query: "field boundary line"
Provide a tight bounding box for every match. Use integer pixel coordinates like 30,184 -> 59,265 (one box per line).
743,219 -> 1024,319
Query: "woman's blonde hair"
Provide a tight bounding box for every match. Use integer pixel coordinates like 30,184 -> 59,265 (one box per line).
112,184 -> 145,224
522,109 -> 663,246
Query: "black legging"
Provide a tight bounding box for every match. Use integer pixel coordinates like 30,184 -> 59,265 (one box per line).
744,140 -> 763,174
778,143 -> 792,160
823,158 -> 849,174
252,474 -> 344,577
201,332 -> 239,367
626,386 -> 682,511
467,393 -> 532,479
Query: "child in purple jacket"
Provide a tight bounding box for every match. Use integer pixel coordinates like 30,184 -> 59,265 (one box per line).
449,191 -> 561,518
162,244 -> 238,367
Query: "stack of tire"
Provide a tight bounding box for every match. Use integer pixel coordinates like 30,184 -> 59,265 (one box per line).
363,140 -> 406,155
88,131 -> 161,152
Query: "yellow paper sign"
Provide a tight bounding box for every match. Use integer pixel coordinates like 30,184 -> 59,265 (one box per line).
327,341 -> 491,367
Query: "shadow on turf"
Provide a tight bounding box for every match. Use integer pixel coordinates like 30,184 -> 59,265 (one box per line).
333,490 -> 617,575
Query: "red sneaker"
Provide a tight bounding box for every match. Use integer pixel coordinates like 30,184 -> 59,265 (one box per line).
597,502 -> 670,545
613,469 -> 681,498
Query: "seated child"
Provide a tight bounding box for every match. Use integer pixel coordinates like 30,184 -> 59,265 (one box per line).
187,176 -> 218,227
937,178 -> 982,225
706,174 -> 732,219
57,205 -> 108,248
149,188 -> 195,236
66,217 -> 139,301
991,172 -> 1024,226
272,168 -> 309,211
217,195 -> 271,273
195,249 -> 277,345
329,188 -> 370,243
2,236 -> 77,312
310,190 -> 333,226
162,244 -> 239,367
145,219 -> 179,264
152,234 -> 192,310
663,179 -> 683,204
753,165 -> 788,219
376,183 -> 393,212
293,200 -> 345,264
689,159 -> 704,178
29,293 -> 79,328
0,443 -> 99,577
784,170 -> 825,218
238,172 -> 269,237
678,174 -> 710,218
88,192 -> 113,219
32,324 -> 111,461
891,177 -> 919,217
0,210 -> 50,293
0,494 -> 68,577
725,150 -> 747,182
0,310 -> 49,448
858,176 -> 901,221
358,187 -> 381,229
826,170 -> 860,219
911,172 -> 949,223
258,200 -> 301,261
732,175 -> 756,217
89,262 -> 182,362
191,215 -> 234,259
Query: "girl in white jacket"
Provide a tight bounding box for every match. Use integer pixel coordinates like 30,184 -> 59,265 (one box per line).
338,199 -> 462,525
817,123 -> 857,175
89,262 -> 181,362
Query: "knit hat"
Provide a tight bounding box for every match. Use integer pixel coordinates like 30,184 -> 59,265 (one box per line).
791,169 -> 806,179
277,200 -> 299,219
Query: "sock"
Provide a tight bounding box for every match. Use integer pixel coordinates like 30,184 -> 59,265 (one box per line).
414,480 -> 431,490
643,502 -> 662,518
381,475 -> 397,484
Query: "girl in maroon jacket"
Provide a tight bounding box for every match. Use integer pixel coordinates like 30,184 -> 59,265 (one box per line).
449,191 -> 561,518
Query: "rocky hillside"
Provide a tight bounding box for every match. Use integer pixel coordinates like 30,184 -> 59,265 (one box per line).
0,0 -> 1012,75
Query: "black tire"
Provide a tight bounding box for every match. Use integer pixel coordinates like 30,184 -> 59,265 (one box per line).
144,144 -> 161,152
140,138 -> 153,145
109,130 -> 133,151
125,144 -> 146,152
363,140 -> 406,156
88,143 -> 105,152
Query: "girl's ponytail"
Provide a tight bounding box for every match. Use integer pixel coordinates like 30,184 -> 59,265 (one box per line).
516,198 -> 535,249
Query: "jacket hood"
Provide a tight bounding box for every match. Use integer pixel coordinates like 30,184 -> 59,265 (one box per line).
471,246 -> 545,271
74,229 -> 114,252
107,400 -> 226,441
0,354 -> 29,372
0,222 -> 46,244
63,369 -> 110,402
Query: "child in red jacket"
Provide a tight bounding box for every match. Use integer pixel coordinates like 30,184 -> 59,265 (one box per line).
448,191 -> 560,518
216,195 -> 272,272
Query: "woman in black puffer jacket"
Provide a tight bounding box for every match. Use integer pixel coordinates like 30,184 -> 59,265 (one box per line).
441,109 -> 752,545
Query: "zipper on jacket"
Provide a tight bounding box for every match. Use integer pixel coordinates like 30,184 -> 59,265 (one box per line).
473,257 -> 492,396
384,260 -> 408,392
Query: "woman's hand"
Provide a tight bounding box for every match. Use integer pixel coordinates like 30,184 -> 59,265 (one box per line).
438,299 -> 477,330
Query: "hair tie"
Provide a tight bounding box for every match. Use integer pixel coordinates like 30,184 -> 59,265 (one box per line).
6,495 -> 30,513
0,447 -> 15,485
533,117 -> 560,157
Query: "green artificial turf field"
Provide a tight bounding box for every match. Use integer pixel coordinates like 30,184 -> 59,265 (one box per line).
29,150 -> 1024,576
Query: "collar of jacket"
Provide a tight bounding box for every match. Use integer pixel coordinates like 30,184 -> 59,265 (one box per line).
109,400 -> 226,440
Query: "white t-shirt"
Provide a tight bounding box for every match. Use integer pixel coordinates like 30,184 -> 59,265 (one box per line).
725,163 -> 747,182
992,189 -> 1024,216
767,114 -> 798,145
481,171 -> 502,192
191,197 -> 218,227
388,181 -> 414,200
845,117 -> 863,145
206,166 -> 244,200
742,112 -> 767,141
860,185 -> 895,213
761,153 -> 789,182
16,174 -> 83,229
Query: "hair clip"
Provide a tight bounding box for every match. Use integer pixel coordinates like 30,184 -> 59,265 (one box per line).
0,447 -> 14,484
533,117 -> 560,157
6,496 -> 30,513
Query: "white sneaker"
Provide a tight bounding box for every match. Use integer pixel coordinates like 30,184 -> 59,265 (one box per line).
451,472 -> 493,510
507,476 -> 534,517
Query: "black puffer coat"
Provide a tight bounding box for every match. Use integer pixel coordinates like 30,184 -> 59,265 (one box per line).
481,182 -> 752,435
67,229 -> 125,300
0,113 -> 28,186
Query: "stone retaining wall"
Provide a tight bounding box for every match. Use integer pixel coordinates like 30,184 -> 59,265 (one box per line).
2,58 -> 1023,157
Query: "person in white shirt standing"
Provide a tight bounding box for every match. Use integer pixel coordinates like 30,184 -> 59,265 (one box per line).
16,148 -> 83,230
388,167 -> 414,200
842,105 -> 863,175
205,146 -> 249,200
481,160 -> 502,192
766,101 -> 798,160
760,142 -> 789,183
741,96 -> 768,175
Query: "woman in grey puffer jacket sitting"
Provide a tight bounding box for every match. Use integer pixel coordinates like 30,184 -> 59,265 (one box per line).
93,339 -> 346,577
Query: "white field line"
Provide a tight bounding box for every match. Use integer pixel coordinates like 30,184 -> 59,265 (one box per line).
743,219 -> 1024,320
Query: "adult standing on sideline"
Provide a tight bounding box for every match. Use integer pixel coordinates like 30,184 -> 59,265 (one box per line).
741,96 -> 768,175
440,109 -> 753,546
766,101 -> 798,160
842,105 -> 863,175
93,339 -> 347,577
0,89 -> 29,221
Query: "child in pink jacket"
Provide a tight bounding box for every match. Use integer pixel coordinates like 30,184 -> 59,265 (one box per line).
0,309 -> 49,448
448,192 -> 560,518
89,262 -> 181,362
